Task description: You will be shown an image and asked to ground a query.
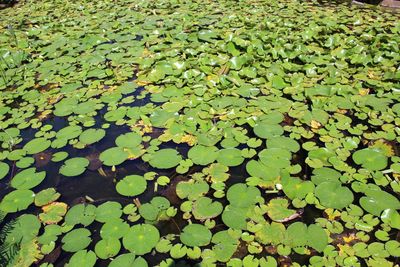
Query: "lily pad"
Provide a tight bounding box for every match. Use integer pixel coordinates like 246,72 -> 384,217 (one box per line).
99,147 -> 129,166
180,224 -> 212,247
360,187 -> 400,216
192,197 -> 223,220
352,148 -> 388,171
0,189 -> 35,213
148,149 -> 182,169
315,181 -> 354,209
100,219 -> 130,240
59,157 -> 89,177
62,228 -> 92,252
95,238 -> 121,259
188,145 -> 219,165
23,137 -> 51,154
10,167 -> 46,189
79,128 -> 106,145
226,183 -> 261,208
66,250 -> 97,267
116,175 -> 147,197
95,201 -> 123,223
266,198 -> 297,222
122,224 -> 160,255
109,253 -> 148,267
0,162 -> 9,180
217,148 -> 244,167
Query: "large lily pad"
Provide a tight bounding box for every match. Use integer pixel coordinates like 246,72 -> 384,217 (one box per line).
180,224 -> 212,247
315,181 -> 354,209
116,175 -> 147,197
148,149 -> 182,169
62,228 -> 92,252
10,168 -> 46,189
122,224 -> 160,255
352,148 -> 388,171
0,189 -> 35,213
59,157 -> 89,177
188,145 -> 219,165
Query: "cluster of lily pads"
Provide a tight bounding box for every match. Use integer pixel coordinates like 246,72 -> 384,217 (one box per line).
0,0 -> 400,266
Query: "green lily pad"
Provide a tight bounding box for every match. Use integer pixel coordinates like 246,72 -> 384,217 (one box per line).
352,148 -> 388,171
23,137 -> 51,154
180,224 -> 212,247
95,238 -> 121,259
122,224 -> 160,255
116,132 -> 142,148
65,204 -> 97,227
99,147 -> 129,166
109,253 -> 148,267
116,175 -> 147,197
0,189 -> 35,213
192,197 -> 223,220
217,148 -> 244,167
188,145 -> 219,165
10,167 -> 46,189
138,197 -> 170,221
51,151 -> 69,162
100,219 -> 130,240
0,162 -> 9,180
59,157 -> 89,177
56,125 -> 82,140
176,180 -> 209,200
221,205 -> 249,230
315,181 -> 354,209
226,183 -> 261,208
360,187 -> 400,216
79,128 -> 106,145
253,123 -> 283,139
148,149 -> 182,169
212,230 -> 239,262
62,228 -> 92,252
66,250 -> 97,267
34,188 -> 60,206
95,201 -> 123,223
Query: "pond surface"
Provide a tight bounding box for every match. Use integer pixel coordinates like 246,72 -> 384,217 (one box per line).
0,0 -> 400,266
